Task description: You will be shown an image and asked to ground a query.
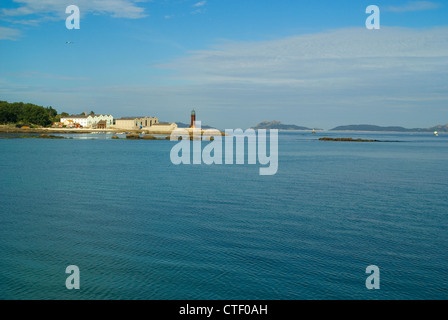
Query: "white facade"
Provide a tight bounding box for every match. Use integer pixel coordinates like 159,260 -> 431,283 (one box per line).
60,114 -> 114,128
114,117 -> 159,130
60,116 -> 88,127
87,115 -> 114,128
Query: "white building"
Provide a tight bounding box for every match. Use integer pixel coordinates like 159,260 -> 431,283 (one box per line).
60,115 -> 88,127
114,117 -> 159,130
87,114 -> 114,128
60,114 -> 114,128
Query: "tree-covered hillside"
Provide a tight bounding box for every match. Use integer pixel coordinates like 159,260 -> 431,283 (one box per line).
0,101 -> 58,127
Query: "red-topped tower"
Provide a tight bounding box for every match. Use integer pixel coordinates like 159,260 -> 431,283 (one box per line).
190,109 -> 196,128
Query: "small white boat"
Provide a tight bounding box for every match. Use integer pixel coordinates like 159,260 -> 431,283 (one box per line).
312,129 -> 316,134
434,131 -> 438,136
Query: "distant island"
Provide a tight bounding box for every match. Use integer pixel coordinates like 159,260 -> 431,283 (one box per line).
331,124 -> 448,132
175,122 -> 215,129
319,137 -> 378,142
251,120 -> 319,131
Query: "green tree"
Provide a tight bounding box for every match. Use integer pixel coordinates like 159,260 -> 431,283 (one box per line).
46,106 -> 58,122
47,106 -> 57,117
0,101 -> 22,124
20,104 -> 52,127
0,101 -> 57,127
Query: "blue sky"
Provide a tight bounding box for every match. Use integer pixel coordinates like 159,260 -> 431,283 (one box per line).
1,0 -> 447,129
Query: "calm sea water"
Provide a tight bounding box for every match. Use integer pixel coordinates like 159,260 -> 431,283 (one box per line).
0,131 -> 447,300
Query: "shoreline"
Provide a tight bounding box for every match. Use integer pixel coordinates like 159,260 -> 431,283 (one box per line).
0,127 -> 136,134
0,126 -> 227,136
0,126 -> 441,135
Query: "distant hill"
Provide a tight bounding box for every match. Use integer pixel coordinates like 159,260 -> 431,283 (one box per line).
429,124 -> 448,132
251,120 -> 316,131
175,122 -> 216,129
330,124 -> 448,132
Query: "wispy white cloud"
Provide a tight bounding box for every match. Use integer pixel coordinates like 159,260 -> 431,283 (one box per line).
191,0 -> 207,14
151,27 -> 448,127
193,1 -> 207,7
0,0 -> 148,20
159,27 -> 448,86
384,1 -> 442,13
0,26 -> 21,40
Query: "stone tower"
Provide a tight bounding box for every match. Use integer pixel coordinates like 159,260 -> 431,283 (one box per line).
190,109 -> 196,128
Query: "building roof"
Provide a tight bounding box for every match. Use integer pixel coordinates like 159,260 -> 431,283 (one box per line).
62,114 -> 112,119
117,117 -> 157,120
63,115 -> 88,119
